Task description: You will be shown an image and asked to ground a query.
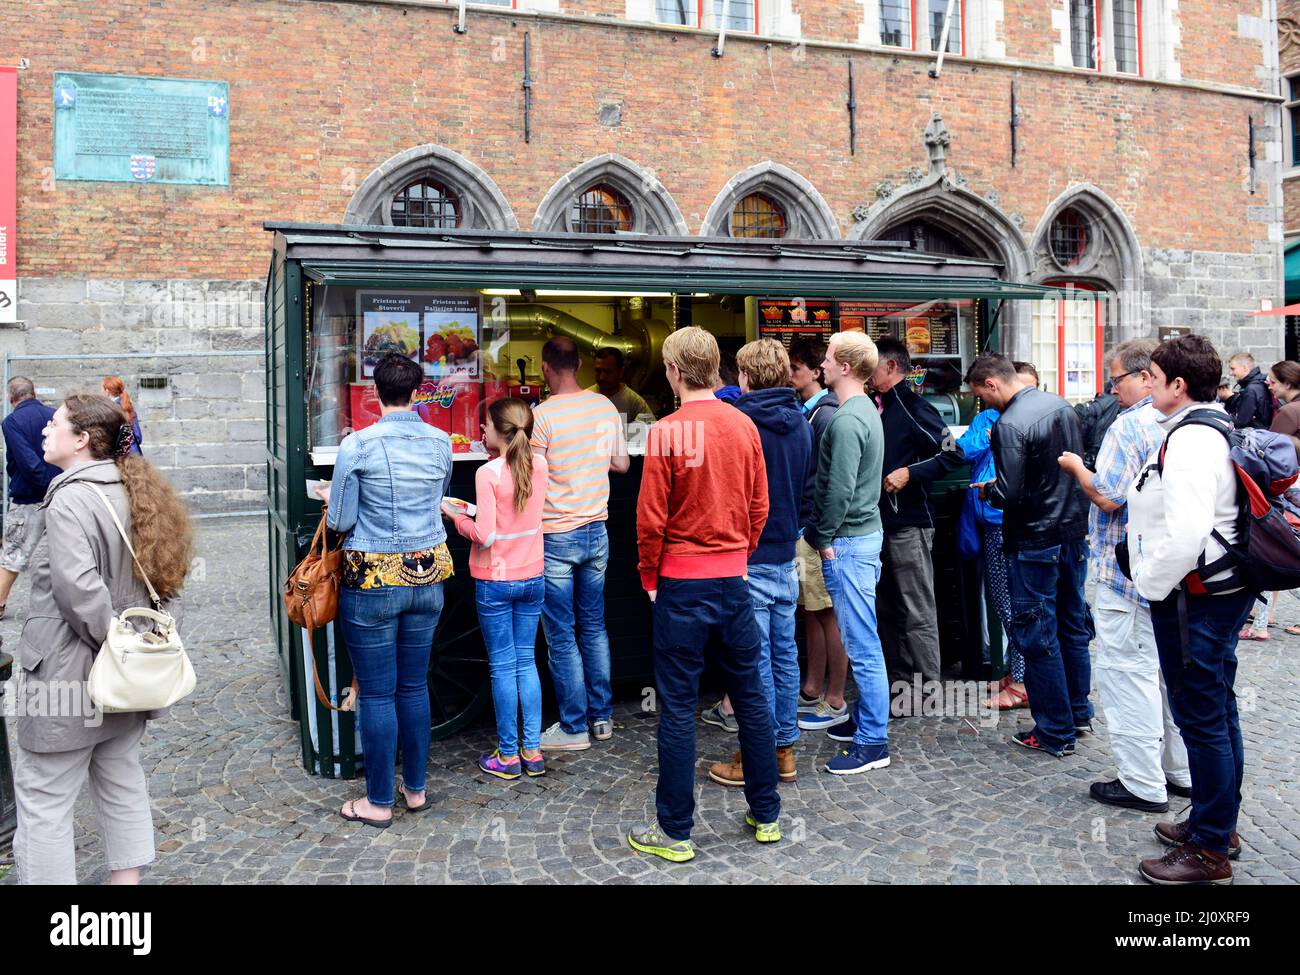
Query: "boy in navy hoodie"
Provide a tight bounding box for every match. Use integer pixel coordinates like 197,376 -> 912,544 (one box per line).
707,340 -> 814,787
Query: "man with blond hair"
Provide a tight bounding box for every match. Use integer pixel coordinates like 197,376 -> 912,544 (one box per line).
707,339 -> 814,789
628,327 -> 779,863
805,332 -> 890,775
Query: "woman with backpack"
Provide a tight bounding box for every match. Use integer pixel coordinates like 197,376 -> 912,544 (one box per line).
445,397 -> 549,780
1127,335 -> 1257,885
13,393 -> 193,884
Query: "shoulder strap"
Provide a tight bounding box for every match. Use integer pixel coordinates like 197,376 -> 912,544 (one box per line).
1157,408 -> 1232,477
89,484 -> 162,607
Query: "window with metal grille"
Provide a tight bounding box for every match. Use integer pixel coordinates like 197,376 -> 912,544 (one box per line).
569,185 -> 634,234
1113,0 -> 1140,74
880,0 -> 913,48
730,193 -> 788,238
1070,0 -> 1097,69
390,178 -> 461,229
1050,209 -> 1090,268
927,0 -> 963,54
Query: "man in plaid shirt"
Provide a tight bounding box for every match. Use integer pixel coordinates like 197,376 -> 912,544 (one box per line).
1059,338 -> 1191,813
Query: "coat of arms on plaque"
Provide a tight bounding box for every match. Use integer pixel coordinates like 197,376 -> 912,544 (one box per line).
129,155 -> 157,181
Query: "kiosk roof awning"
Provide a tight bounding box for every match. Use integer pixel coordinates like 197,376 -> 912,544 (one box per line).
267,223 -> 1095,301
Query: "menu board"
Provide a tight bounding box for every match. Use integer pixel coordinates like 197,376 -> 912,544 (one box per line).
356,291 -> 482,380
757,299 -> 835,349
836,301 -> 961,358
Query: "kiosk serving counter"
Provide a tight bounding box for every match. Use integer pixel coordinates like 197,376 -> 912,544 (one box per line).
264,223 -> 1078,777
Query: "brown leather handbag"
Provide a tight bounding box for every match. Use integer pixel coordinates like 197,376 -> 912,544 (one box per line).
284,511 -> 357,711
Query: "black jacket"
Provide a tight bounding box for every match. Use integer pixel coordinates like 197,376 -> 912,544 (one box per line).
1073,393 -> 1120,472
875,383 -> 965,530
1226,367 -> 1275,430
988,386 -> 1090,551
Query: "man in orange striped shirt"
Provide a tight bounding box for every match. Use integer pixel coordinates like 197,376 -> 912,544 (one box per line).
532,337 -> 630,752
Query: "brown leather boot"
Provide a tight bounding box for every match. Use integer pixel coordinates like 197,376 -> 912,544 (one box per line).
776,745 -> 797,783
1139,843 -> 1233,885
1154,820 -> 1242,860
708,751 -> 745,787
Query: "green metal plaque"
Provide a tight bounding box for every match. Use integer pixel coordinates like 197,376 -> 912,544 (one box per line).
53,72 -> 229,186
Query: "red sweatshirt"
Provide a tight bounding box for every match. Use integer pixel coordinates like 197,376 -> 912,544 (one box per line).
636,398 -> 769,590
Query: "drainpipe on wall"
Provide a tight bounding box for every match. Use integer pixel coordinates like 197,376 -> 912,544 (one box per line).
712,0 -> 732,57
929,0 -> 958,78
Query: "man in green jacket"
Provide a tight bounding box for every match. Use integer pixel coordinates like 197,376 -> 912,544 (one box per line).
805,331 -> 889,776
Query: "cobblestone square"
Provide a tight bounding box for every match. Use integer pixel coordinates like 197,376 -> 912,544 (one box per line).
3,517 -> 1298,885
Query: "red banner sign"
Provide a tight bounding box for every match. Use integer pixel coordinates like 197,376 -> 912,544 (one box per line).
0,66 -> 16,324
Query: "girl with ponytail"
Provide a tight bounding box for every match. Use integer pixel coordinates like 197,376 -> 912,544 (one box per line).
12,392 -> 193,884
444,397 -> 550,779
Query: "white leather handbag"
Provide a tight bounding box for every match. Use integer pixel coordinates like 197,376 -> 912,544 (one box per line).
85,485 -> 196,713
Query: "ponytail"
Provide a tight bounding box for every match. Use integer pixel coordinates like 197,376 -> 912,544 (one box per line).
489,398 -> 535,513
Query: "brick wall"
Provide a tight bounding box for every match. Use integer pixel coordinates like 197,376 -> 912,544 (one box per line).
0,0 -> 1286,508
7,0 -> 1280,279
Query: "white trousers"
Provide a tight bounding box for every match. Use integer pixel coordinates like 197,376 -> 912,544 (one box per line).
1093,586 -> 1191,803
13,722 -> 155,885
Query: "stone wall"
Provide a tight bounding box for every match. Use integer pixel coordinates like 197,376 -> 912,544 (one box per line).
3,278 -> 265,513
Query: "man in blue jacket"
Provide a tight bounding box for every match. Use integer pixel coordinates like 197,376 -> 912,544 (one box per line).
707,339 -> 814,787
869,339 -> 965,706
0,377 -> 61,618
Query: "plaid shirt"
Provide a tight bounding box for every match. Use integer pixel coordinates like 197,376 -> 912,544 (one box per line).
1089,397 -> 1162,605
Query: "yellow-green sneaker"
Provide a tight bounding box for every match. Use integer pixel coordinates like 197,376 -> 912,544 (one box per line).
627,820 -> 696,863
745,811 -> 781,843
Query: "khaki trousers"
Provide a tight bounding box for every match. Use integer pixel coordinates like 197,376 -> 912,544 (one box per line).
13,721 -> 155,884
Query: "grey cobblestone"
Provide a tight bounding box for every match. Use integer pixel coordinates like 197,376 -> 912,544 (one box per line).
3,517 -> 1298,885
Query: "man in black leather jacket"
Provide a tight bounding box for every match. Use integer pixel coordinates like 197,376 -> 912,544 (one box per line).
966,353 -> 1094,758
1220,352 -> 1274,430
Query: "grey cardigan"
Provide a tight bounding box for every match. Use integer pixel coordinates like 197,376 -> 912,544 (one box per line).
16,460 -> 183,753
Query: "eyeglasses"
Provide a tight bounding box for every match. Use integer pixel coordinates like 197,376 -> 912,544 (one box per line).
1110,370 -> 1139,385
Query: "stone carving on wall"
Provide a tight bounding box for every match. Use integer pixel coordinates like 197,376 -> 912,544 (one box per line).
1281,18 -> 1300,54
924,113 -> 951,177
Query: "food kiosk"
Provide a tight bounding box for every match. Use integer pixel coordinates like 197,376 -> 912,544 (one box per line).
264,223 -> 1079,777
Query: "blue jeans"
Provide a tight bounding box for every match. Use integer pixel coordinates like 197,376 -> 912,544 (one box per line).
653,576 -> 780,841
747,560 -> 801,747
1149,589 -> 1255,856
477,576 -> 545,755
541,523 -> 613,734
339,582 -> 444,806
1004,540 -> 1094,751
820,532 -> 889,747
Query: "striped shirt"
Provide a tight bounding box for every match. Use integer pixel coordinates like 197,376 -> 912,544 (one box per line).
1089,397 -> 1162,606
531,390 -> 622,533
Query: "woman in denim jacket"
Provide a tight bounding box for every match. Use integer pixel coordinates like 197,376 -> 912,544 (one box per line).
327,353 -> 454,828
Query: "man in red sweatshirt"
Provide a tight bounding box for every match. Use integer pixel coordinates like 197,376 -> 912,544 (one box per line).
627,327 -> 779,863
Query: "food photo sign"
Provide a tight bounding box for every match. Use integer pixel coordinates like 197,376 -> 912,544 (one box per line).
356,291 -> 482,380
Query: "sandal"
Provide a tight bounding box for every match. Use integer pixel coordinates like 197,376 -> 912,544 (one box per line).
339,798 -> 392,829
988,683 -> 1029,710
398,786 -> 433,813
1285,625 -> 1300,636
1238,626 -> 1270,641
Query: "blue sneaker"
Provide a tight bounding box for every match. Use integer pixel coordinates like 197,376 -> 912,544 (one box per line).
797,700 -> 849,730
824,742 -> 890,775
826,715 -> 857,742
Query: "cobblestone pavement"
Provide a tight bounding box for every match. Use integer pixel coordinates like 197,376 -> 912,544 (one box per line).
3,517 -> 1298,885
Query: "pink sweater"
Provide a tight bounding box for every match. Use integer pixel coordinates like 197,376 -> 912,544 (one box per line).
453,454 -> 548,581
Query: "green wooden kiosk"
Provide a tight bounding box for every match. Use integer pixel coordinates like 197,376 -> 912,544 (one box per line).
263,223 -> 1078,778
